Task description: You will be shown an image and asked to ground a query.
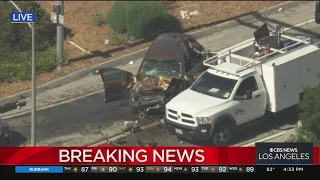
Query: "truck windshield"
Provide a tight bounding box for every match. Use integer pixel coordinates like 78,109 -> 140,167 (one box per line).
139,59 -> 181,78
190,72 -> 237,99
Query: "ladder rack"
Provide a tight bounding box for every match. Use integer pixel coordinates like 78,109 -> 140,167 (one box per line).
203,33 -> 312,76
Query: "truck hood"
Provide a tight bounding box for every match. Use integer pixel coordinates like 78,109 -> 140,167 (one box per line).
135,75 -> 173,91
167,89 -> 228,115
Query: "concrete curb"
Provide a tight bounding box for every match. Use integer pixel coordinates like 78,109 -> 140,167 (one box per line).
88,121 -> 161,147
0,1 -> 303,105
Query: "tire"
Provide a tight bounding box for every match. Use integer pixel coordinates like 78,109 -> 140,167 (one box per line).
129,96 -> 137,114
211,122 -> 235,146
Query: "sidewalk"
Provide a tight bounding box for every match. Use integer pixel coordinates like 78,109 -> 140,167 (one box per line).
264,129 -> 296,143
1,1 -> 315,121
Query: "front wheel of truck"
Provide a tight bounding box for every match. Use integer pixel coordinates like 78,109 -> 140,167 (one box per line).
211,122 -> 234,146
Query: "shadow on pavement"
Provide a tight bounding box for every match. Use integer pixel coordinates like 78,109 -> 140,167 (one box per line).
0,130 -> 27,147
237,12 -> 320,39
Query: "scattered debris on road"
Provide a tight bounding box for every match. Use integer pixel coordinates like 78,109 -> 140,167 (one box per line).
137,138 -> 158,147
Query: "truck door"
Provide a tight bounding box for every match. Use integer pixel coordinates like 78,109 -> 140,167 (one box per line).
233,75 -> 265,124
98,68 -> 134,103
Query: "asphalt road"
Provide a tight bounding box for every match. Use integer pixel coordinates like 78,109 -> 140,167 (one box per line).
5,93 -> 152,146
3,20 -> 320,147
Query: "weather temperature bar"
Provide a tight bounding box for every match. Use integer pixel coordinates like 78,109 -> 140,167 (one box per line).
11,165 -> 320,174
61,165 -> 254,173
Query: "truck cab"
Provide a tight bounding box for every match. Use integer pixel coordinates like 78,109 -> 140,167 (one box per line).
165,23 -> 319,146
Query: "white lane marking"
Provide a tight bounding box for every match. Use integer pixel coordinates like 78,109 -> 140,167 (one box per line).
241,129 -> 295,147
282,19 -> 315,32
89,121 -> 160,146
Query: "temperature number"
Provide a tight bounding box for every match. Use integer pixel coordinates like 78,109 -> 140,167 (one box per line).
219,166 -> 227,173
81,167 -> 89,173
109,167 -> 117,173
191,167 -> 199,173
164,167 -> 172,172
246,167 -> 255,173
136,167 -> 144,173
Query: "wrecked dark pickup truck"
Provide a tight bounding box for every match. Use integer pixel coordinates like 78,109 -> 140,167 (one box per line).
97,33 -> 215,119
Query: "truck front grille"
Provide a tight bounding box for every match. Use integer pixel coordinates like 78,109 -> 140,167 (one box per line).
167,108 -> 196,125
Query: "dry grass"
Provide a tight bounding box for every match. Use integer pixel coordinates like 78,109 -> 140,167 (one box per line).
0,1 -> 283,99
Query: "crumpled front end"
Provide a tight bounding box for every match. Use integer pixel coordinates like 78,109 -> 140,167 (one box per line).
131,75 -> 182,119
132,91 -> 166,119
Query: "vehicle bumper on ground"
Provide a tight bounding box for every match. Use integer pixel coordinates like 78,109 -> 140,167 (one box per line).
164,118 -> 212,141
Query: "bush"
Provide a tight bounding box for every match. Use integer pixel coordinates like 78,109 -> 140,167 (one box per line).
106,1 -> 183,40
0,1 -> 60,83
0,1 -> 56,52
298,77 -> 320,133
0,48 -> 56,83
288,75 -> 320,144
286,127 -> 320,146
91,9 -> 105,26
108,31 -> 130,46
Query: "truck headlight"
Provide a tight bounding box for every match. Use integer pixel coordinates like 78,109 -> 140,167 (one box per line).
196,117 -> 213,124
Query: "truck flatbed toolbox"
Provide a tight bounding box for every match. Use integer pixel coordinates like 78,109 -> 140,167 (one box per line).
262,44 -> 320,112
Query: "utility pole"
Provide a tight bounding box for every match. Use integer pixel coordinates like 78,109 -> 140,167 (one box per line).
31,23 -> 36,146
9,1 -> 36,146
56,1 -> 64,66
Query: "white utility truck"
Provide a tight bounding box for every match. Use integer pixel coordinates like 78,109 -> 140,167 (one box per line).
164,24 -> 320,146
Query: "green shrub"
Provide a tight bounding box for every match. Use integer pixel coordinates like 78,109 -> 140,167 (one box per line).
0,48 -> 56,83
106,1 -> 183,40
286,127 -> 320,146
0,1 -> 62,83
0,1 -> 56,52
108,31 -> 130,46
91,9 -> 105,26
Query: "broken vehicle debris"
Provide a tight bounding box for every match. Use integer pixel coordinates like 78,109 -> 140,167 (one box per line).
97,33 -> 215,119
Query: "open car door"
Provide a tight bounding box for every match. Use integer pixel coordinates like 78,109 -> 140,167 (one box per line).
98,68 -> 134,103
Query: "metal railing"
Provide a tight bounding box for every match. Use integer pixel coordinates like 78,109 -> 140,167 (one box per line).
203,34 -> 313,75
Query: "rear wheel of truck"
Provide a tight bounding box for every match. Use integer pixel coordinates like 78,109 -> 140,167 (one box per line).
211,122 -> 234,146
129,97 -> 137,114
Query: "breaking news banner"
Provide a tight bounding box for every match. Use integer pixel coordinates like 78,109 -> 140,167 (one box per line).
0,146 -> 319,175
255,142 -> 314,165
